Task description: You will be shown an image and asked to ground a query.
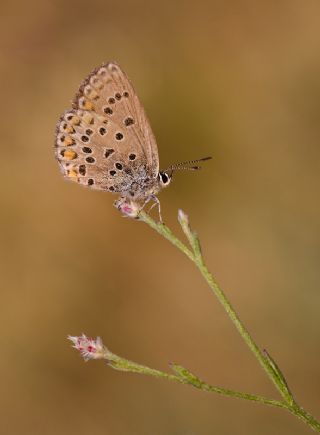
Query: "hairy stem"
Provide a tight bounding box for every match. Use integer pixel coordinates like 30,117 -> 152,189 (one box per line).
107,353 -> 287,409
135,210 -> 320,432
139,211 -> 284,396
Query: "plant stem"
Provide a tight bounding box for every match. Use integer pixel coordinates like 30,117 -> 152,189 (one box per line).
288,405 -> 320,432
137,210 -> 320,433
195,259 -> 289,398
107,353 -> 286,408
139,211 -> 283,395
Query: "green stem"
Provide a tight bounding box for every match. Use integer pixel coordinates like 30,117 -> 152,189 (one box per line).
137,210 -> 320,433
108,355 -> 286,409
139,211 -> 283,396
107,352 -> 320,431
288,405 -> 320,432
196,260 -> 287,396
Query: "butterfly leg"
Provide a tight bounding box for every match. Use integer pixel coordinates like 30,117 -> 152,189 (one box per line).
138,195 -> 163,223
148,195 -> 163,223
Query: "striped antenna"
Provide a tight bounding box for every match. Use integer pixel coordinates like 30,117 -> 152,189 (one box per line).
166,156 -> 212,172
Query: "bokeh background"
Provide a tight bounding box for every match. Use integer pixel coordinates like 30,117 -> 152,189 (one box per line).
1,0 -> 320,434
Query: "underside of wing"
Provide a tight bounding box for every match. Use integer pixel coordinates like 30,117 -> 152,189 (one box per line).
54,62 -> 159,192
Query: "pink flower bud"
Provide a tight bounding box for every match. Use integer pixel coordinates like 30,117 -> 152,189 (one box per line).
114,198 -> 140,219
68,334 -> 107,361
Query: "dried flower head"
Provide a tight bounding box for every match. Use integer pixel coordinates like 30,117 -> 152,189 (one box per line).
114,198 -> 140,219
68,334 -> 108,361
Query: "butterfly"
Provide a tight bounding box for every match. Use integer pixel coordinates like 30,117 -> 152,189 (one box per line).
55,62 -> 211,221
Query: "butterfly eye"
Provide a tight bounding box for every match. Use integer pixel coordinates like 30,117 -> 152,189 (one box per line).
159,172 -> 170,185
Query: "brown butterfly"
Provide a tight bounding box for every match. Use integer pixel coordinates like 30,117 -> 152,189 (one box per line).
55,62 -> 211,221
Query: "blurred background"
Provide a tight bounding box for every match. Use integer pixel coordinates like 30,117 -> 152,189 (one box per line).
1,0 -> 320,433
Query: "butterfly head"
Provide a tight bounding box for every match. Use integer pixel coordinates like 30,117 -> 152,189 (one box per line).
158,156 -> 212,191
158,170 -> 172,189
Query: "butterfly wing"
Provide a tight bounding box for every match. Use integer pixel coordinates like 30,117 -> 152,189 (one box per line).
55,62 -> 159,194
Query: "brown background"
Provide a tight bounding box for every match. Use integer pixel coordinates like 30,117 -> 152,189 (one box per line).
1,0 -> 320,434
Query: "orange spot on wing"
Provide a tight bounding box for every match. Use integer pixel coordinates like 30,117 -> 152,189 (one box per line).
68,169 -> 78,178
83,100 -> 95,110
64,136 -> 75,146
64,150 -> 77,160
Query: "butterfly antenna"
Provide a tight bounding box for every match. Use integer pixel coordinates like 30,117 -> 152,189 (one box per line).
168,156 -> 212,172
